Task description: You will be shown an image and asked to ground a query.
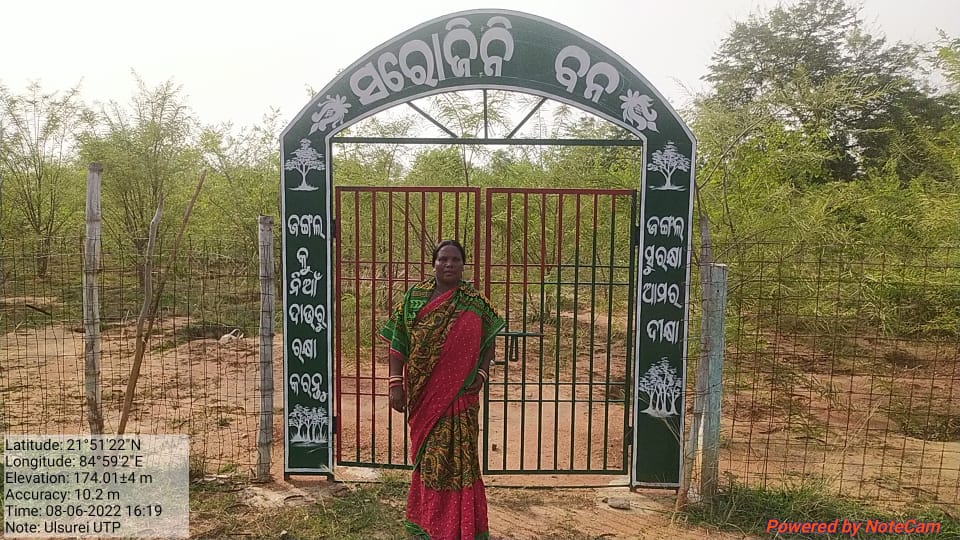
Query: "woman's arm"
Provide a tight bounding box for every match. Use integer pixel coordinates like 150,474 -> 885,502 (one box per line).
388,352 -> 405,412
467,344 -> 496,393
479,344 -> 494,376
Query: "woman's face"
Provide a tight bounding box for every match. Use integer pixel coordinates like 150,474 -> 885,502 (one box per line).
433,245 -> 464,287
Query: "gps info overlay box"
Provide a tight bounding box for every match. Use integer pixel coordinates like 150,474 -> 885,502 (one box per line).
3,435 -> 188,538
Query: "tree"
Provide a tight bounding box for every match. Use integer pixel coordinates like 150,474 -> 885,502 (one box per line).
935,32 -> 960,91
79,75 -> 199,289
703,0 -> 944,183
930,33 -> 960,185
426,90 -> 511,186
0,82 -> 88,277
200,110 -> 282,247
541,116 -> 643,190
335,115 -> 418,185
404,146 -> 463,186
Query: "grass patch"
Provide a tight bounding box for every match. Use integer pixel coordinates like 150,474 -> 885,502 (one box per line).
537,529 -> 595,540
685,480 -> 960,539
175,321 -> 243,341
190,478 -> 407,539
489,487 -> 546,511
887,400 -> 960,442
378,469 -> 413,500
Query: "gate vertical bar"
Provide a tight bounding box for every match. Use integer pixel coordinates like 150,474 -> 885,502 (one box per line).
538,192 -> 548,470
570,194 -> 581,469
624,191 -> 639,470
602,196 -> 617,469
587,194 -> 599,470
386,190 -> 396,464
370,191 -> 378,461
472,190 -> 480,286
553,193 -> 563,470
421,192 -> 427,277
438,191 -> 444,239
335,188 -> 345,462
454,194 -> 461,259
403,191 -> 411,463
502,192 -> 513,469
520,192 -> 529,469
483,188 -> 493,473
353,190 -> 362,461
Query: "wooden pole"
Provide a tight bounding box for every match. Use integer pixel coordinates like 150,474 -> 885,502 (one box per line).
677,269 -> 709,509
119,198 -> 162,435
700,263 -> 728,500
83,163 -> 105,434
119,170 -> 206,435
677,184 -> 714,509
255,215 -> 275,482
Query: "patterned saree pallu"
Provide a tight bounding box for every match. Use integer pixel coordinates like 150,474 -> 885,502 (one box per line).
381,279 -> 504,539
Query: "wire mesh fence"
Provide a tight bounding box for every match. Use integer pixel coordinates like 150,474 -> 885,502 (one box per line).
698,241 -> 960,508
1,235 -> 957,507
0,235 -> 276,476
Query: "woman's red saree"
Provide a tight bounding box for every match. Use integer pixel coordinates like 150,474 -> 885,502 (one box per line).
380,279 -> 504,539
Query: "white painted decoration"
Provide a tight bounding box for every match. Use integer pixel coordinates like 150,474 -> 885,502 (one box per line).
637,357 -> 682,417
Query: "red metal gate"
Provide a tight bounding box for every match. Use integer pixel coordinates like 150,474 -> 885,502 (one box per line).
334,186 -> 637,476
334,186 -> 480,467
482,188 -> 637,475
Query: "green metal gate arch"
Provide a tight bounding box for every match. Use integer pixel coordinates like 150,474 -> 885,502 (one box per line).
280,9 -> 696,487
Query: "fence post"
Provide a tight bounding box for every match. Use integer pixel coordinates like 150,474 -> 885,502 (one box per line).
83,163 -> 105,434
700,263 -> 728,500
256,216 -> 276,482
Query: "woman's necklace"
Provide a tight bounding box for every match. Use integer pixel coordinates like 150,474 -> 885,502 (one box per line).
431,283 -> 454,301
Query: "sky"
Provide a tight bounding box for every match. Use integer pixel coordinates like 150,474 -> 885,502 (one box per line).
2,0 -> 959,129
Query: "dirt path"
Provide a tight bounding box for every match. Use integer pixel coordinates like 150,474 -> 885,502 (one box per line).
278,474 -> 756,540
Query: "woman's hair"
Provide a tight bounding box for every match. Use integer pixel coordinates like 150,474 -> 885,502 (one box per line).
432,239 -> 466,263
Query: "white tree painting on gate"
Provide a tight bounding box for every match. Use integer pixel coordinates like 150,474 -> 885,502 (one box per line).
288,404 -> 329,445
637,357 -> 682,417
647,141 -> 690,191
285,138 -> 325,191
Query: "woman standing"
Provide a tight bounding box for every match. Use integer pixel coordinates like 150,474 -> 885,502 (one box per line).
380,239 -> 504,539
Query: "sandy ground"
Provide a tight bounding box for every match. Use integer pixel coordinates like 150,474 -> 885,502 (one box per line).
272,472 -> 758,540
1,316 -> 957,540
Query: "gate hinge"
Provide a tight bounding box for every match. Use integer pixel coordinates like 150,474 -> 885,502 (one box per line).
631,224 -> 643,246
625,425 -> 633,444
331,218 -> 337,240
332,415 -> 338,435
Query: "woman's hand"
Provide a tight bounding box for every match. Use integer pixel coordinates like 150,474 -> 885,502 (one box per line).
389,385 -> 406,413
466,371 -> 487,394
